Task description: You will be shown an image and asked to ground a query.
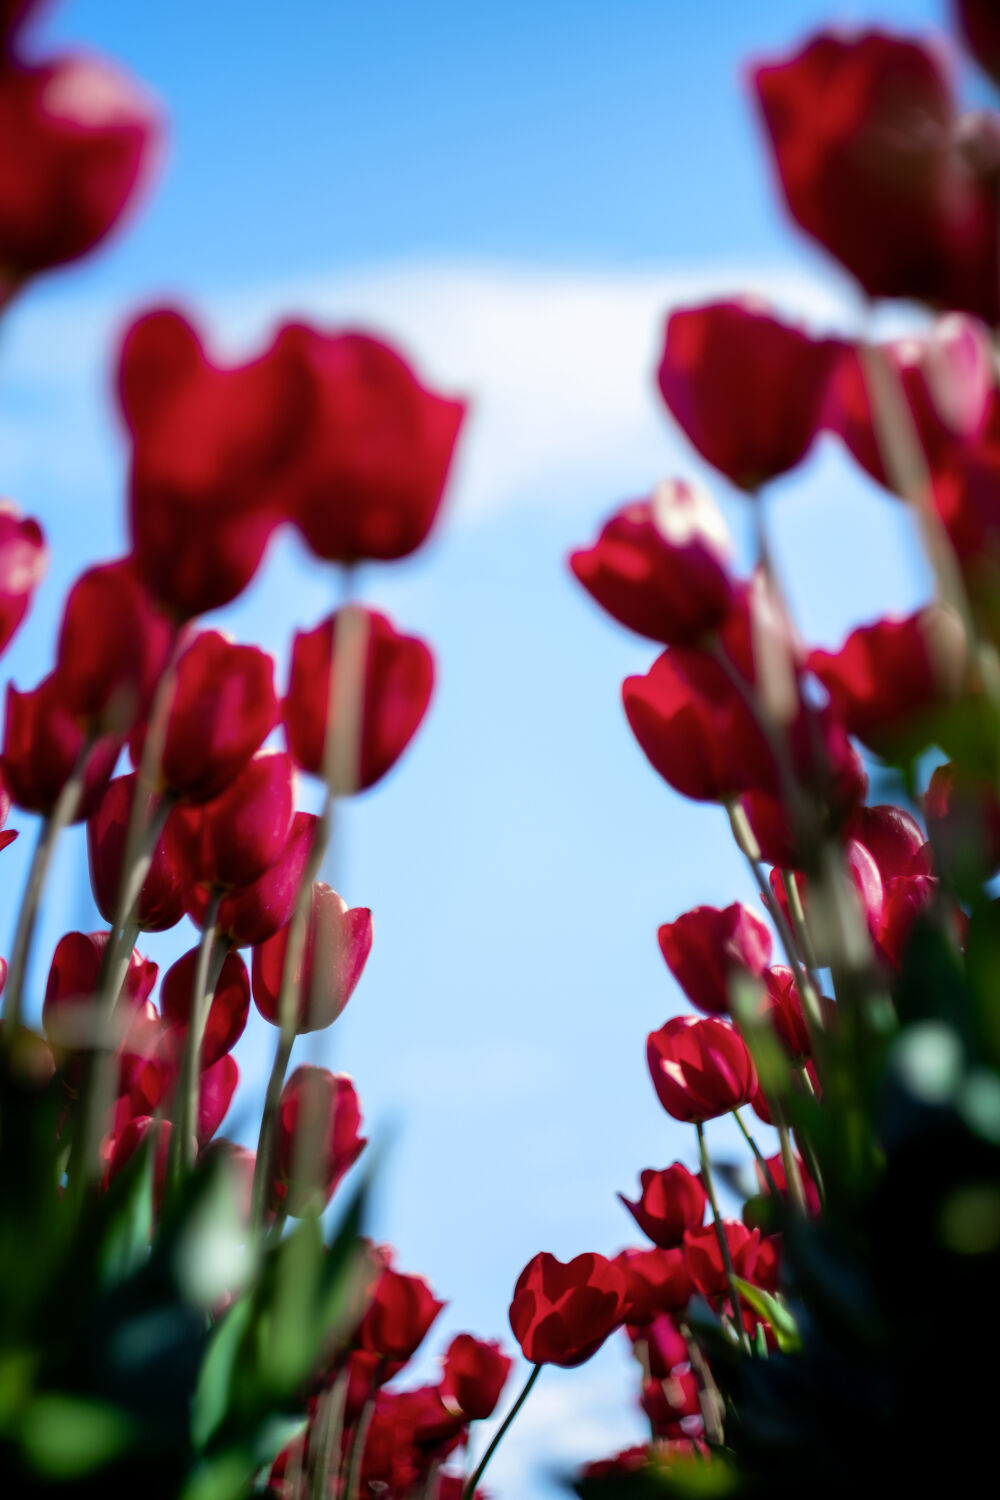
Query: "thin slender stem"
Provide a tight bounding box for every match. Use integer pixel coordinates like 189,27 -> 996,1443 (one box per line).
249,1018 -> 295,1235
773,1109 -> 807,1216
782,869 -> 821,990
681,1320 -> 725,1446
462,1363 -> 542,1500
344,1387 -> 378,1500
168,894 -> 226,1192
696,1122 -> 751,1354
309,1365 -> 350,1500
3,739 -> 93,1036
732,1110 -> 780,1198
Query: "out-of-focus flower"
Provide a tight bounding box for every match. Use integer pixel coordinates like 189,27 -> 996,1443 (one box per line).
251,882 -> 372,1033
658,902 -> 773,1016
87,773 -> 185,932
657,300 -> 840,489
160,947 -> 250,1068
284,608 -> 434,793
441,1334 -> 512,1421
3,674 -> 121,817
271,1066 -> 366,1218
0,503 -> 46,656
358,1257 -> 445,1362
569,481 -> 735,644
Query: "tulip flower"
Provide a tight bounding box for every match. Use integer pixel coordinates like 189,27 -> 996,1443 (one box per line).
87,773 -> 185,932
133,631 -> 278,804
848,803 -> 928,883
956,0 -> 1000,88
623,647 -> 773,803
618,1164 -> 706,1249
876,873 -> 940,969
55,559 -> 175,732
752,30 -> 1000,321
925,762 -> 1000,883
284,607 -> 434,793
657,301 -> 840,490
165,749 -> 295,891
274,324 -> 466,563
441,1334 -> 512,1421
638,1314 -> 690,1377
358,1258 -> 445,1362
251,882 -> 372,1033
3,674 -> 121,819
197,1053 -> 238,1145
683,1221 -> 760,1299
755,1153 -> 821,1216
809,607 -> 966,756
271,1066 -> 366,1218
43,930 -> 156,1049
569,481 -> 735,644
757,966 -> 812,1059
641,1369 -> 702,1431
160,947 -> 250,1069
0,503 -> 46,655
658,902 -> 773,1016
191,811 -> 319,948
646,1016 -> 757,1123
769,839 -> 884,964
120,309 -> 307,618
0,54 -> 160,288
509,1252 -> 628,1366
616,1247 -> 694,1323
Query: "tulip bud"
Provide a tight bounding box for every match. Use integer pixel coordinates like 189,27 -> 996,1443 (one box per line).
658,902 -> 773,1016
616,1247 -> 693,1324
284,607 -> 434,793
251,882 -> 372,1034
165,749 -> 295,890
160,947 -> 250,1068
441,1335 -> 512,1421
646,1016 -> 757,1123
87,773 -> 185,932
358,1260 -> 445,1362
618,1164 -> 706,1249
271,1066 -> 366,1218
3,674 -> 122,818
190,811 -> 319,948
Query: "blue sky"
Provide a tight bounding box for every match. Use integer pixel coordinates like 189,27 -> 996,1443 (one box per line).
0,0 -> 970,1490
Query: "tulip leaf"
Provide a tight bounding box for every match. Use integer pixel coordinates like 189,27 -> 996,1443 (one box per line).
731,1279 -> 801,1353
20,1393 -> 134,1478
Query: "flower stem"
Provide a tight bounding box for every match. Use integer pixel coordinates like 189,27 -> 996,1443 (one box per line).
167,894 -> 226,1195
696,1122 -> 751,1354
731,1109 -> 780,1198
462,1363 -> 542,1500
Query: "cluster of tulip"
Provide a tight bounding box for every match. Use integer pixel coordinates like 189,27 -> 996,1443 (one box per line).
0,5 -> 532,1498
472,4 -> 1000,1491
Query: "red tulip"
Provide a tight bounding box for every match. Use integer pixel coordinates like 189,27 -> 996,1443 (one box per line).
956,0 -> 1000,88
638,1314 -> 689,1377
106,1115 -> 172,1213
752,30 -> 1000,319
133,631 -> 278,804
55,559 -> 175,732
658,902 -> 773,1016
646,1016 -> 757,1123
160,947 -> 250,1068
569,481 -> 735,644
618,1164 -> 705,1249
756,1152 -> 821,1216
195,811 -> 319,948
197,1052 -> 238,1145
272,1066 -> 366,1218
640,1369 -> 702,1432
274,325 -> 465,562
509,1251 -> 627,1367
87,773 -> 184,932
769,840 -> 884,964
824,324 -> 994,495
165,749 -> 295,891
284,607 -> 434,793
251,882 -> 372,1034
616,1246 -> 693,1323
441,1334 -> 512,1421
876,873 -> 940,969
0,766 -> 16,855
120,309 -> 307,618
2,674 -> 122,819
0,54 -> 160,288
42,930 -> 156,1049
657,301 -> 840,490
623,647 -> 772,803
0,502 -> 46,655
683,1222 -> 760,1299
358,1259 -> 445,1362
848,804 -> 927,884
757,967 -> 812,1060
809,607 -> 966,756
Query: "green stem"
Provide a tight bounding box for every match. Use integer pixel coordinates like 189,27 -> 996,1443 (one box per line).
168,894 -> 226,1193
3,739 -> 93,1036
462,1363 -> 542,1500
309,1365 -> 350,1500
696,1122 -> 751,1353
732,1110 -> 780,1198
344,1386 -> 378,1500
773,1109 -> 808,1216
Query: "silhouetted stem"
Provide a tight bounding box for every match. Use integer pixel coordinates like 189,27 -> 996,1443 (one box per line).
168,896 -> 225,1193
462,1363 -> 542,1500
3,738 -> 93,1037
696,1122 -> 751,1354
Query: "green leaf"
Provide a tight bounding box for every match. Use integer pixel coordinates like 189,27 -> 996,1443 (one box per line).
731,1279 -> 802,1353
20,1394 -> 133,1478
97,1131 -> 154,1287
191,1295 -> 256,1452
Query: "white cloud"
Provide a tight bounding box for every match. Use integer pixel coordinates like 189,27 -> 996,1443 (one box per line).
0,257 -> 872,531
